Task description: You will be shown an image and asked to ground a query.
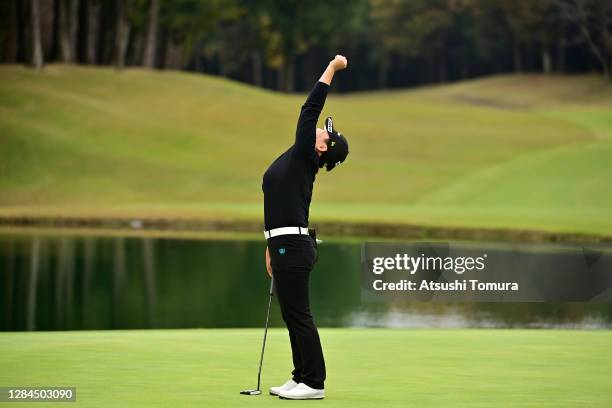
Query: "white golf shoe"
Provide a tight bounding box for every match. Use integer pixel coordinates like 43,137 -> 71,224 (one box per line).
269,379 -> 298,396
277,382 -> 325,400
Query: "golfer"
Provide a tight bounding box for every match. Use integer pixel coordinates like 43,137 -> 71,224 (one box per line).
262,55 -> 349,400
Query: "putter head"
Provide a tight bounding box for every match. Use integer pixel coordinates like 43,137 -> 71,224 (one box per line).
240,389 -> 261,395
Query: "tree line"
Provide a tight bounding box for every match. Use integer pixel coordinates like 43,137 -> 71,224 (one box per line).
2,0 -> 611,92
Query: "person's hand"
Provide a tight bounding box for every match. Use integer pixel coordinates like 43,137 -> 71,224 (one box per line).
265,246 -> 272,278
329,55 -> 348,71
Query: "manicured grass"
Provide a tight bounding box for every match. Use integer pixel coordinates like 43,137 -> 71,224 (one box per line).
1,329 -> 611,407
1,66 -> 611,235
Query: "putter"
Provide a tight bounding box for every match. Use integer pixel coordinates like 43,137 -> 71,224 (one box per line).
240,277 -> 274,396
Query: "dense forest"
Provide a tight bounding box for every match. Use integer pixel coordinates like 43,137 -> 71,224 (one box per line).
2,0 -> 611,92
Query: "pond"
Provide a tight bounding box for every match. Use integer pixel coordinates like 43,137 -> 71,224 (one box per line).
1,232 -> 611,331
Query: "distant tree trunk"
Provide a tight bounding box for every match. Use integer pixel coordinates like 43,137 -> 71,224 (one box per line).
86,0 -> 100,64
557,42 -> 566,73
50,0 -> 60,60
99,22 -> 113,64
276,66 -> 284,91
378,57 -> 389,89
218,52 -> 228,77
513,39 -> 522,72
114,0 -> 130,69
39,0 -> 55,60
15,0 -> 27,62
460,55 -> 469,79
69,0 -> 78,60
193,39 -> 204,72
438,51 -> 447,82
556,21 -> 567,73
163,37 -> 183,70
251,51 -> 262,87
30,0 -> 43,69
5,0 -> 19,62
130,31 -> 144,66
142,0 -> 158,68
285,55 -> 294,92
58,0 -> 79,62
541,47 -> 552,74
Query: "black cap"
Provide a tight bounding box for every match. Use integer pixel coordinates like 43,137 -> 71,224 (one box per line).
320,117 -> 349,171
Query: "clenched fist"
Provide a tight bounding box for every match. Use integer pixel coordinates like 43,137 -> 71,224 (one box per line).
330,55 -> 348,71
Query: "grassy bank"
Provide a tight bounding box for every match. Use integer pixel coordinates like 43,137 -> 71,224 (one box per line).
1,328 -> 611,407
1,66 -> 611,236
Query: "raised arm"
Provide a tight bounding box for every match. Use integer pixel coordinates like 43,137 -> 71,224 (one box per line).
294,55 -> 348,156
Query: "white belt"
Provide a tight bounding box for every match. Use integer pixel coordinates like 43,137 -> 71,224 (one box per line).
264,226 -> 309,239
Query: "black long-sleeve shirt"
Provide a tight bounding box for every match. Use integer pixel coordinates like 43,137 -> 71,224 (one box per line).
262,81 -> 329,230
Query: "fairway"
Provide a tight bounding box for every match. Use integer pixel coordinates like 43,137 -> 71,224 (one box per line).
1,329 -> 611,407
1,66 -> 611,235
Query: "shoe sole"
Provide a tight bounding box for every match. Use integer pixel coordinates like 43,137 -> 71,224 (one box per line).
278,395 -> 324,400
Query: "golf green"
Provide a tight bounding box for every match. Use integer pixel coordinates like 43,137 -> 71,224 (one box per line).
1,328 -> 610,407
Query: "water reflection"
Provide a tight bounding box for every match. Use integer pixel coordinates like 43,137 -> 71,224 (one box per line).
1,233 -> 611,331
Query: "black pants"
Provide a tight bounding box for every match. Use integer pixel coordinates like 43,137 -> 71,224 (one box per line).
267,234 -> 326,390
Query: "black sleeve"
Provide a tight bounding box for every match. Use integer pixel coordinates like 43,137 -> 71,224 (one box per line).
294,81 -> 329,156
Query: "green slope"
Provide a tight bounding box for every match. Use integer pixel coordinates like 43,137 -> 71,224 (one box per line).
1,329 -> 611,407
0,65 -> 611,235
